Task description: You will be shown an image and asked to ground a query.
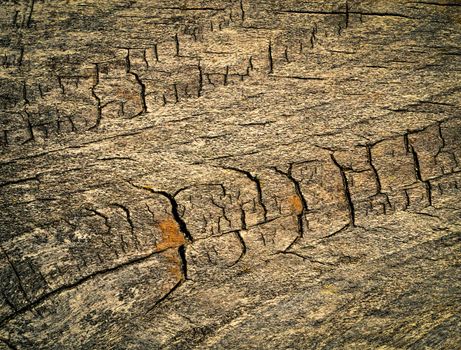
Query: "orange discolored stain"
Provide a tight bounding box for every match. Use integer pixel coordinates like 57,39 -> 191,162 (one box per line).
288,195 -> 303,215
157,218 -> 186,251
163,249 -> 183,280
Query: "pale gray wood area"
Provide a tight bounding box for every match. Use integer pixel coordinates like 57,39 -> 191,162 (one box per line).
0,0 -> 460,349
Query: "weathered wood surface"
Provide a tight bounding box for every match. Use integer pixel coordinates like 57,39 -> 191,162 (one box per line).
0,0 -> 460,349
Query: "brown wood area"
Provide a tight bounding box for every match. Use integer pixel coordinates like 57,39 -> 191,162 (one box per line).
0,1 -> 460,349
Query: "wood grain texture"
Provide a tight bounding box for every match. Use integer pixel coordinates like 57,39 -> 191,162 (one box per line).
0,0 -> 460,349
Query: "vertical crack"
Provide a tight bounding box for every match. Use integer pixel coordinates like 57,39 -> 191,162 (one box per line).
273,164 -> 309,241
229,230 -> 247,267
330,154 -> 356,227
127,182 -> 193,314
22,111 -> 34,144
25,0 -> 35,28
268,40 -> 274,74
178,245 -> 188,280
2,130 -> 8,146
112,203 -> 140,248
145,279 -> 182,314
364,143 -> 392,212
22,81 -> 29,105
198,60 -> 204,97
409,144 -> 423,182
240,205 -> 247,230
142,49 -> 149,68
345,1 -> 350,28
18,47 -> 24,66
57,76 -> 65,95
175,34 -> 180,56
366,144 -> 383,194
435,122 -> 446,158
153,43 -> 159,62
284,46 -> 289,62
12,10 -> 19,28
173,83 -> 179,103
408,137 -> 433,207
1,246 -> 30,304
89,63 -> 102,130
128,182 -> 193,242
125,49 -> 148,115
425,181 -> 433,207
224,65 -> 229,86
310,25 -> 318,48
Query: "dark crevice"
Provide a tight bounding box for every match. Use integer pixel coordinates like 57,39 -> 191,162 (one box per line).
86,208 -> 112,234
277,9 -> 414,19
178,245 -> 188,280
173,83 -> 179,103
409,144 -> 423,182
145,279 -> 182,314
125,49 -> 148,116
142,49 -> 149,68
240,206 -> 247,230
345,1 -> 350,28
26,0 -> 35,28
157,6 -> 225,11
112,203 -> 140,247
0,247 -> 172,327
273,165 -> 309,238
224,65 -> 229,86
321,223 -> 349,239
22,111 -> 35,144
153,43 -> 159,62
1,247 -> 30,303
0,175 -> 40,188
330,154 -> 356,227
366,144 -> 383,194
275,251 -> 334,266
310,25 -> 317,48
408,140 -> 434,207
268,40 -> 273,74
112,203 -> 134,233
128,182 -> 193,242
425,181 -> 433,207
230,231 -> 247,267
89,64 -> 102,130
175,34 -> 180,56
270,75 -> 325,81
435,122 -> 446,157
198,60 -> 204,97
131,71 -> 148,114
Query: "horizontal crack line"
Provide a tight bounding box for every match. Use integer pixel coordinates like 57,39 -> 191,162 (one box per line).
0,247 -> 173,327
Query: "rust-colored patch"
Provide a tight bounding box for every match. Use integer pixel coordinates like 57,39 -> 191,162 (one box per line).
163,249 -> 183,280
288,195 -> 303,215
157,218 -> 186,251
157,218 -> 185,280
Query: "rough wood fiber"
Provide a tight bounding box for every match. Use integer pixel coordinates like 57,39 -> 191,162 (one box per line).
0,0 -> 460,349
